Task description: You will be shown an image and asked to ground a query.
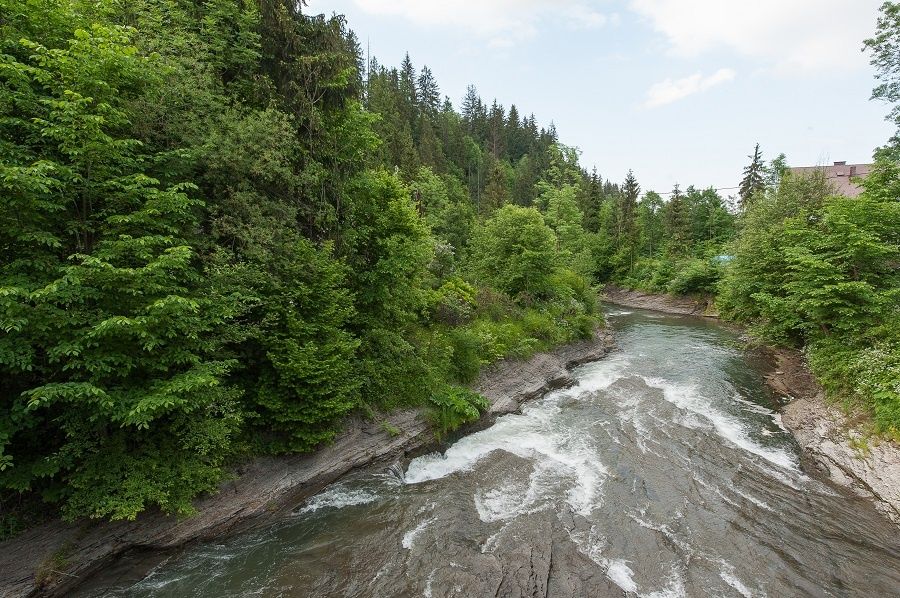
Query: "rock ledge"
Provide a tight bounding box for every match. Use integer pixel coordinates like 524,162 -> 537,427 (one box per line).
0,330 -> 615,597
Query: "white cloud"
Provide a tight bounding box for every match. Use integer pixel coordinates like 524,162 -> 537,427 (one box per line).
348,0 -> 611,46
629,0 -> 881,73
643,68 -> 736,108
562,4 -> 609,29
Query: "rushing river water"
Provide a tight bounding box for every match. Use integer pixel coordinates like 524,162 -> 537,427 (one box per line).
84,307 -> 900,597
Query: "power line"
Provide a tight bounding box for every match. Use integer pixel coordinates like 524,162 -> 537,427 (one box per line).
645,185 -> 741,197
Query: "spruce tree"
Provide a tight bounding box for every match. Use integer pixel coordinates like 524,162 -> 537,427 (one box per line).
488,100 -> 506,158
482,158 -> 511,214
739,143 -> 766,208
618,170 -> 640,268
461,84 -> 480,130
399,52 -> 418,127
417,66 -> 440,116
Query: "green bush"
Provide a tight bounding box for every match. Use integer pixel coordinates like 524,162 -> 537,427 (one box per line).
809,340 -> 900,439
666,259 -> 721,295
448,327 -> 484,383
471,205 -> 559,300
647,259 -> 674,292
429,278 -> 477,325
474,287 -> 518,321
572,314 -> 597,339
522,310 -> 561,343
548,268 -> 598,315
427,386 -> 490,439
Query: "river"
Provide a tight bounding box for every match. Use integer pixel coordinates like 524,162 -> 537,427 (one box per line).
82,307 -> 900,597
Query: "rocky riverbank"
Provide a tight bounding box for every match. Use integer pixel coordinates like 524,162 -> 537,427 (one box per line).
0,330 -> 615,597
603,285 -> 718,317
604,285 -> 900,528
766,349 -> 900,525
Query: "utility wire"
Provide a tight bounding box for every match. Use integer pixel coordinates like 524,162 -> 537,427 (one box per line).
646,185 -> 741,196
644,168 -> 862,196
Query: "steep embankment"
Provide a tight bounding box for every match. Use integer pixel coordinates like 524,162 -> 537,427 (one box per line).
777,355 -> 900,526
604,284 -> 900,527
0,330 -> 614,597
603,285 -> 718,317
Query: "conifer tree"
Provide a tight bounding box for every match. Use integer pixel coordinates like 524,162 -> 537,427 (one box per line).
665,184 -> 691,251
617,170 -> 640,268
482,158 -> 511,214
399,52 -> 418,127
417,66 -> 440,116
461,84 -> 481,131
739,143 -> 766,208
488,100 -> 506,158
506,104 -> 526,161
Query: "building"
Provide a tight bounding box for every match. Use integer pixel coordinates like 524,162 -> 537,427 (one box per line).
788,161 -> 873,198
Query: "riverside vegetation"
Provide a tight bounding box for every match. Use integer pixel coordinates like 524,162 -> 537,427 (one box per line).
1,0 -> 899,540
605,6 -> 900,447
0,0 -> 604,535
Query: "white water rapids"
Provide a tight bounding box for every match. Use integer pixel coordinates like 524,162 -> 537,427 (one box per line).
82,307 -> 900,597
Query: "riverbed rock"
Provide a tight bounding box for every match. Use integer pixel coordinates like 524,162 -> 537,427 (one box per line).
766,348 -> 900,526
603,285 -> 717,317
0,329 -> 614,597
605,286 -> 900,531
782,393 -> 900,525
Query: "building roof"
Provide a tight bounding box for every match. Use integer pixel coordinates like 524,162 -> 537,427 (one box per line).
788,161 -> 872,198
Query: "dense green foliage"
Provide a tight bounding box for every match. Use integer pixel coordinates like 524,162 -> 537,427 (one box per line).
601,3 -> 900,441
720,164 -> 900,436
0,0 -> 602,528
2,0 -> 897,536
599,182 -> 737,296
715,2 -> 900,438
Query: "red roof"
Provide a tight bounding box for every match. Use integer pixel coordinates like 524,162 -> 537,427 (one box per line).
788,161 -> 872,198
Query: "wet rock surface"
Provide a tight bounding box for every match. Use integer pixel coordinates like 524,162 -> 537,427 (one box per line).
603,285 -> 717,317
760,346 -> 900,527
0,331 -> 614,598
782,393 -> 900,525
605,286 -> 900,531
77,309 -> 900,597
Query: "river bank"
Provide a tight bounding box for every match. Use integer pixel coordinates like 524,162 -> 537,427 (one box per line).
0,330 -> 615,597
604,284 -> 900,527
602,285 -> 718,317
80,304 -> 900,597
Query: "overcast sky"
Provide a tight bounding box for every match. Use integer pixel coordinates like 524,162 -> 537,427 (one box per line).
305,0 -> 893,195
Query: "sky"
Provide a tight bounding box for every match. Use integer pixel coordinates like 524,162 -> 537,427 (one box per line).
304,0 -> 893,196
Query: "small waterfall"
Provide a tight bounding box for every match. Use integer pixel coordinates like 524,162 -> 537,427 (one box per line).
385,460 -> 406,484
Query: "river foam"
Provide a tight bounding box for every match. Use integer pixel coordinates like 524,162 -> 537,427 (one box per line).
92,308 -> 900,598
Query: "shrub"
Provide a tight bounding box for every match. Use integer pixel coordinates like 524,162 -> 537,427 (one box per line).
548,268 -> 598,315
522,310 -> 561,343
471,205 -> 558,300
427,386 -> 489,439
429,278 -> 477,325
448,327 -> 484,383
666,258 -> 721,295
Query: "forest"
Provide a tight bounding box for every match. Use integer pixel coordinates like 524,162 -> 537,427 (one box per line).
1,0 -> 898,536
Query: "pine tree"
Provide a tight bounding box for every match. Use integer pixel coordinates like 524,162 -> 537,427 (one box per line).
637,191 -> 664,257
617,170 -> 640,268
461,84 -> 480,130
665,183 -> 690,252
506,104 -> 525,161
399,52 -> 418,127
488,100 -> 506,158
580,168 -> 603,232
739,143 -> 766,208
482,157 -> 511,214
417,65 -> 439,116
